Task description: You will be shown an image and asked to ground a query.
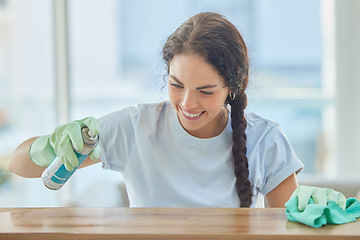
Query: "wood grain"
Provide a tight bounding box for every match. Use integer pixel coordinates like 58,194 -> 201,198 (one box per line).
0,207 -> 359,239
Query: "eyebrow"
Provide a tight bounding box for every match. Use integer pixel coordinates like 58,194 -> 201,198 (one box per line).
169,74 -> 218,90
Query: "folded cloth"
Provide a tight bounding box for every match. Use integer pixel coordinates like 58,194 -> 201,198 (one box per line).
285,186 -> 360,228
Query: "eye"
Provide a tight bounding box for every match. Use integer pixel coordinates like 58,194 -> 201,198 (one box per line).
200,91 -> 214,95
170,83 -> 183,89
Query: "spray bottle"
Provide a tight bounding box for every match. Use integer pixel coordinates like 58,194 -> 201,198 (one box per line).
41,126 -> 99,190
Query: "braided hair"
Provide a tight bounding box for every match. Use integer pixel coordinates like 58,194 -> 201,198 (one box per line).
162,12 -> 252,207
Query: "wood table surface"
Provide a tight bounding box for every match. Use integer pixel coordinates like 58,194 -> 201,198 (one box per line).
0,207 -> 359,239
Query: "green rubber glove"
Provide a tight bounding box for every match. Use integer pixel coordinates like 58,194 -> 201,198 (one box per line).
29,117 -> 101,171
291,185 -> 347,211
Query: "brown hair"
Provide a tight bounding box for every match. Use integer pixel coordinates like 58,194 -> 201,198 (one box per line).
162,12 -> 253,207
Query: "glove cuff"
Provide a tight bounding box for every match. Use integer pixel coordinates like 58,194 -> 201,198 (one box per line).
29,135 -> 56,167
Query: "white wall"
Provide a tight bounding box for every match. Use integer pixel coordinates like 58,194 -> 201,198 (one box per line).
335,0 -> 360,179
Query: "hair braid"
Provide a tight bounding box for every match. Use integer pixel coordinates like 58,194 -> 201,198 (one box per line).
229,93 -> 253,207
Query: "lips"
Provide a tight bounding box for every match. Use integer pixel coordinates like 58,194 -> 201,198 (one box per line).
179,106 -> 205,120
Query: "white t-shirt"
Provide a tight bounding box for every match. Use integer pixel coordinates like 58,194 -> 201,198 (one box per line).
98,101 -> 303,208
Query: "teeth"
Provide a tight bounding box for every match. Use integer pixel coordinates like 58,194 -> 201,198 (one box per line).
183,111 -> 202,118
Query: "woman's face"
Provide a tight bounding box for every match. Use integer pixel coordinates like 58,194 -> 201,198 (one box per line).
168,53 -> 230,138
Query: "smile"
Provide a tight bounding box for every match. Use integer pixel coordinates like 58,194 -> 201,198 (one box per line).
179,106 -> 205,119
183,111 -> 202,118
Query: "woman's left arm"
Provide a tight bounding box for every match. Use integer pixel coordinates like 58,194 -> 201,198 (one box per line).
265,173 -> 298,208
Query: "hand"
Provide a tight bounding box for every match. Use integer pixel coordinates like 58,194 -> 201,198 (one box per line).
30,117 -> 101,171
291,185 -> 347,211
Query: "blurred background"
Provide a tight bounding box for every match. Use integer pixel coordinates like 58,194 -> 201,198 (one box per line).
0,0 -> 359,207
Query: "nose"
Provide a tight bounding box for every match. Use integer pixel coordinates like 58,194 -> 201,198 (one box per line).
182,90 -> 198,109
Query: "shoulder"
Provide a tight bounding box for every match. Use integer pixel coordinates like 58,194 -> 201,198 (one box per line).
128,101 -> 171,123
245,112 -> 303,195
245,112 -> 279,142
244,112 -> 299,169
131,101 -> 170,115
98,101 -> 171,127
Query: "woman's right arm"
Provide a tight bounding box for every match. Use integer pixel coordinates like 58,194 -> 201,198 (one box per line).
9,117 -> 101,178
9,136 -> 101,179
9,137 -> 47,178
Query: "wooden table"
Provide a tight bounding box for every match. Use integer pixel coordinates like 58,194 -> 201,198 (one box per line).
0,207 -> 359,239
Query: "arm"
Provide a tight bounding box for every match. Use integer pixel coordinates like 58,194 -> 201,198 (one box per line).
9,137 -> 101,178
9,117 -> 101,178
9,137 -> 45,178
265,173 -> 298,208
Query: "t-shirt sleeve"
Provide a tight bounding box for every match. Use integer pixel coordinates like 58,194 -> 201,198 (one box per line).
98,107 -> 135,173
254,125 -> 304,196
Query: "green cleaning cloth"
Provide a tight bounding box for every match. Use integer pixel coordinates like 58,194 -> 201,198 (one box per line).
285,185 -> 360,228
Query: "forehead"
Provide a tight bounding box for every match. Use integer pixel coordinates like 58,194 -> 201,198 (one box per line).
169,54 -> 225,85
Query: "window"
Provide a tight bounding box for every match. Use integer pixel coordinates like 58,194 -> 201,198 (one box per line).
0,0 -> 59,206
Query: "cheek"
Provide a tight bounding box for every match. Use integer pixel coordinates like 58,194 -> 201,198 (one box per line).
199,96 -> 224,113
168,85 -> 179,103
209,93 -> 228,108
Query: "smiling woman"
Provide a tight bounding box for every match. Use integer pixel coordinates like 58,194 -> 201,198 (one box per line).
160,12 -> 303,207
168,54 -> 230,139
10,12 -> 303,208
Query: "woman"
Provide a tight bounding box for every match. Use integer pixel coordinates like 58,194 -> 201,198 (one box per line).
9,12 -> 303,208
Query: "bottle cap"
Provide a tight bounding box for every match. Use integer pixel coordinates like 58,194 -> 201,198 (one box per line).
81,127 -> 99,146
